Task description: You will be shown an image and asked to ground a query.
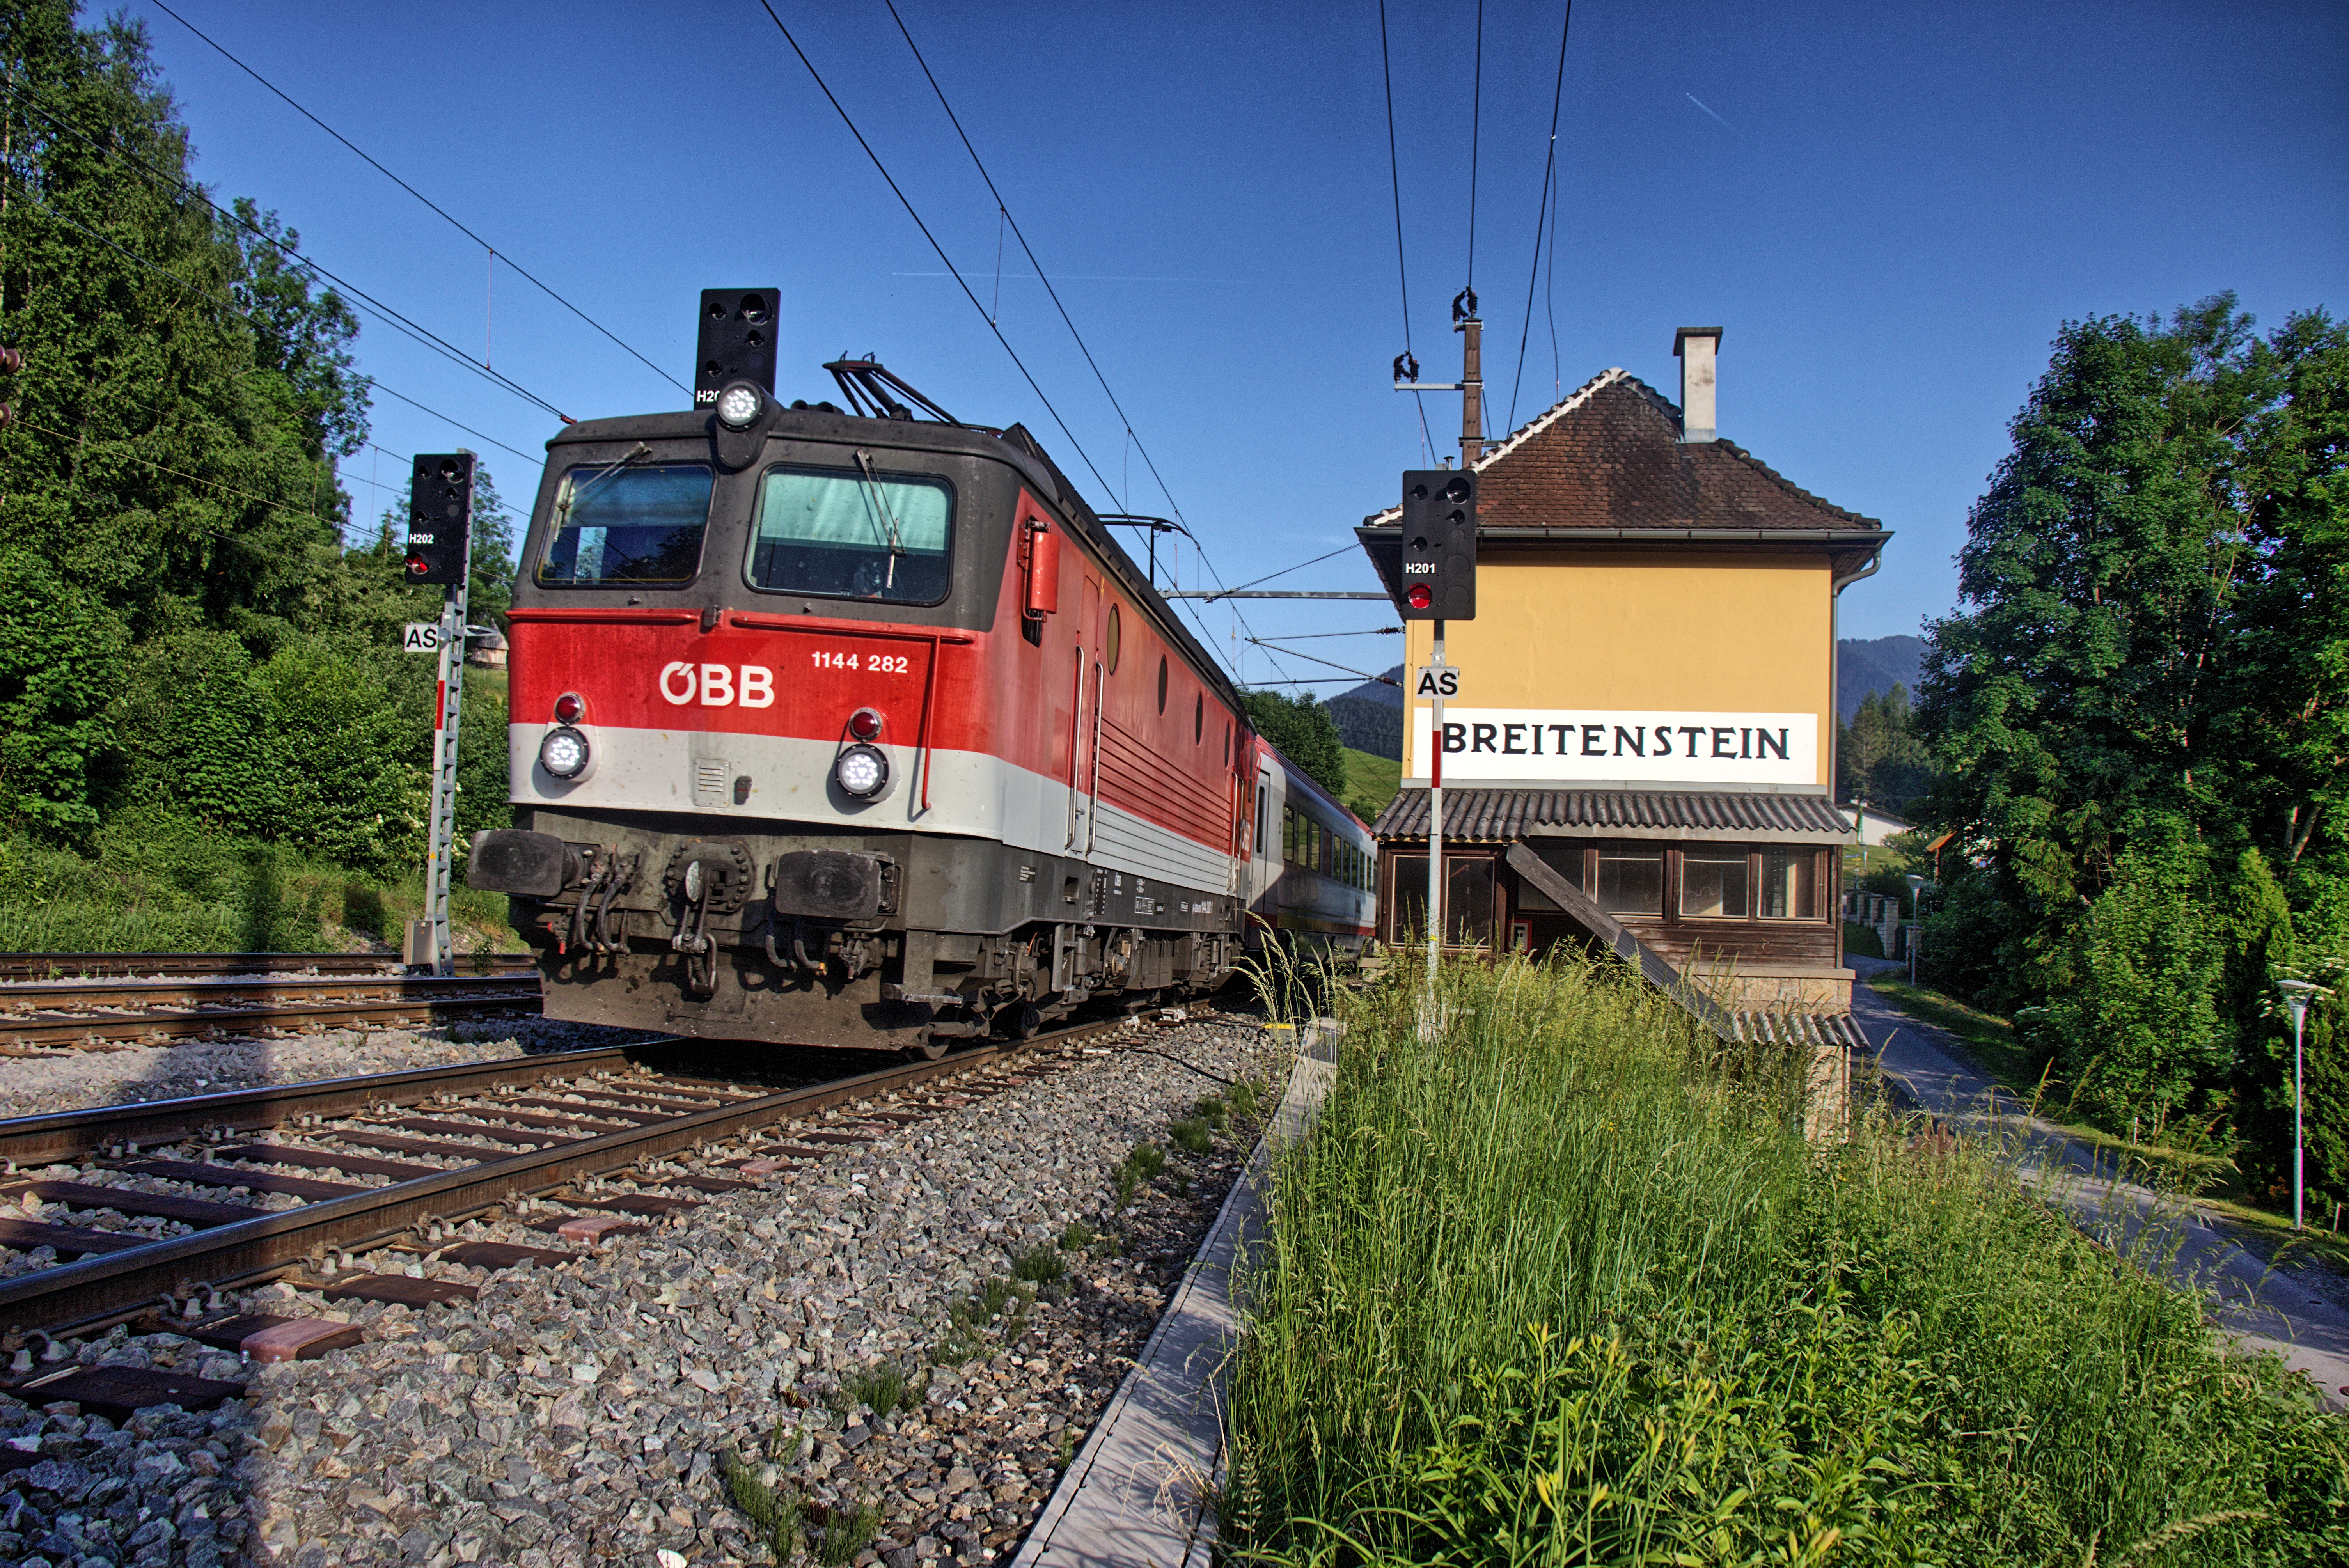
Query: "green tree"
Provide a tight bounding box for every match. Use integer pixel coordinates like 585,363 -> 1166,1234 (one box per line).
1917,296 -> 2348,1173
0,4 -> 365,640
1241,689 -> 1347,799
1837,683 -> 1935,812
0,546 -> 125,836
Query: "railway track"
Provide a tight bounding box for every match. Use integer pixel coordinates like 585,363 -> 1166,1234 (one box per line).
0,950 -> 536,981
0,971 -> 543,1052
0,1008 -> 1196,1363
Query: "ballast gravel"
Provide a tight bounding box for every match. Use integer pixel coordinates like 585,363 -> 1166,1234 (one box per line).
0,1018 -> 642,1123
0,1013 -> 1293,1568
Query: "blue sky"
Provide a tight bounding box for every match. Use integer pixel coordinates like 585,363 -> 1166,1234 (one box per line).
123,0 -> 2348,688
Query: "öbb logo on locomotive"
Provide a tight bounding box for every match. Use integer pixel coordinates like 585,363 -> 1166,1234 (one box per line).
465,298 -> 1376,1060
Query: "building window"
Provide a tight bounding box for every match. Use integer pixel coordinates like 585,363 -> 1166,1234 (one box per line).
1594,847 -> 1663,915
1682,851 -> 1751,919
1760,848 -> 1818,919
1387,855 -> 1495,945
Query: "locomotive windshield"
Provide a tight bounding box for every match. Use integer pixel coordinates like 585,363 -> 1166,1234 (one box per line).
538,462 -> 713,585
745,464 -> 953,604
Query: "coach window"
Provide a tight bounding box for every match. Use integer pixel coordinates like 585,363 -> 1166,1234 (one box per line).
539,462 -> 713,585
1158,656 -> 1170,714
1194,692 -> 1204,743
1105,606 -> 1122,672
1255,784 -> 1267,855
1682,850 -> 1751,919
1594,846 -> 1663,916
1760,848 -> 1819,919
743,465 -> 953,604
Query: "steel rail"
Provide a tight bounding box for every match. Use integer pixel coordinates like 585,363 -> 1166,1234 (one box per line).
0,1041 -> 670,1167
0,1014 -> 1170,1335
2,975 -> 541,1010
2,989 -> 542,1053
0,952 -> 536,981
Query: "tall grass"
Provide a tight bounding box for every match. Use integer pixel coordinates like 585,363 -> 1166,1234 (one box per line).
1224,952 -> 2349,1566
0,809 -> 517,954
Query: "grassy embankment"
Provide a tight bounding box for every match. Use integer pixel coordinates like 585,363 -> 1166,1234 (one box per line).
0,811 -> 519,957
1224,953 -> 2349,1566
1340,746 -> 1400,827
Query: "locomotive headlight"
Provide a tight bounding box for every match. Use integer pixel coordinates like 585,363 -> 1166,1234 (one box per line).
832,742 -> 889,799
715,381 -> 765,431
539,725 -> 591,779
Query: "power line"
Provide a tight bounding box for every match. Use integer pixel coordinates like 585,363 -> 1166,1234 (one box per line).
1465,0 -> 1485,289
749,3 -> 1118,501
1378,0 -> 1435,465
1507,1 -> 1574,435
1244,641 -> 1400,685
144,0 -> 686,397
0,76 -> 573,424
878,1 -> 1302,691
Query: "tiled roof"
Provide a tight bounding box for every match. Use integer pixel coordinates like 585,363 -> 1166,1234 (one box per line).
1373,788 -> 1851,842
1729,1011 -> 1872,1050
1365,371 -> 1884,534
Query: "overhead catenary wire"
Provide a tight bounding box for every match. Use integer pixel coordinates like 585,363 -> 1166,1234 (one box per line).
749,4 -> 1116,504
0,76 -> 574,426
144,0 -> 687,398
1244,640 -> 1401,685
877,0 -> 1302,691
1377,0 -> 1435,465
1506,1 -> 1574,435
1465,0 -> 1485,291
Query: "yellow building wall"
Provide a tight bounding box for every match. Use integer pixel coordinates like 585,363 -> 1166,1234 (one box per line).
1403,550 -> 1835,786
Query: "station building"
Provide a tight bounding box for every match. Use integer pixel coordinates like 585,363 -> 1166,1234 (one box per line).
1356,329 -> 1889,1015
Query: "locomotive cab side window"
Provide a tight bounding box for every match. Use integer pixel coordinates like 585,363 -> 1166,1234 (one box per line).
745,465 -> 954,604
538,462 -> 714,586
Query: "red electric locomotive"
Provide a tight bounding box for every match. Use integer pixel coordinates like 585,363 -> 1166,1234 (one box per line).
467,303 -> 1373,1055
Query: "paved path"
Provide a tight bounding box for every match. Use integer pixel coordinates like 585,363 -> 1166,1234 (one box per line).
1850,958 -> 2349,1408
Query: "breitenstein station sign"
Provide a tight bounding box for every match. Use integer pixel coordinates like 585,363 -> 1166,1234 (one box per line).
1412,709 -> 1819,785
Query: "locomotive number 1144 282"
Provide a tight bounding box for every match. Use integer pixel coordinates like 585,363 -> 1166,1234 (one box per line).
810,650 -> 912,674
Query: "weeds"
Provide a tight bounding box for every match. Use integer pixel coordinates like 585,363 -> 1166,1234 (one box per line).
1168,1117 -> 1214,1155
1228,1078 -> 1263,1122
1054,1423 -> 1077,1468
1058,1220 -> 1096,1251
1114,1142 -> 1166,1208
839,1360 -> 921,1418
1194,1093 -> 1230,1133
811,1499 -> 881,1567
721,1451 -> 802,1561
937,1273 -> 1034,1363
1012,1245 -> 1065,1284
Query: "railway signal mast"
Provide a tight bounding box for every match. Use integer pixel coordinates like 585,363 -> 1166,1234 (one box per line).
1394,295 -> 1483,986
405,452 -> 475,976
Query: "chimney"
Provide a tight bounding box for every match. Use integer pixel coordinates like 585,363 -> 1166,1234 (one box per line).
1673,326 -> 1722,442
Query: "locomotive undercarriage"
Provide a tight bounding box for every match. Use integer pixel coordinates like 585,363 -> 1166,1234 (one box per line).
470,809 -> 1244,1056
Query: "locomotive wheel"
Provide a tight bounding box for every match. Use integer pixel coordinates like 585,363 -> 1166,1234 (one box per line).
902,1029 -> 949,1062
999,1002 -> 1042,1042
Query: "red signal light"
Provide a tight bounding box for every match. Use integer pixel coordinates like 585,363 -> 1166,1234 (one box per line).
848,706 -> 885,741
1407,584 -> 1433,610
553,692 -> 584,724
405,553 -> 431,578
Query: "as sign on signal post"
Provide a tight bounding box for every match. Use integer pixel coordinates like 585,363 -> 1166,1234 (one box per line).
401,623 -> 443,654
